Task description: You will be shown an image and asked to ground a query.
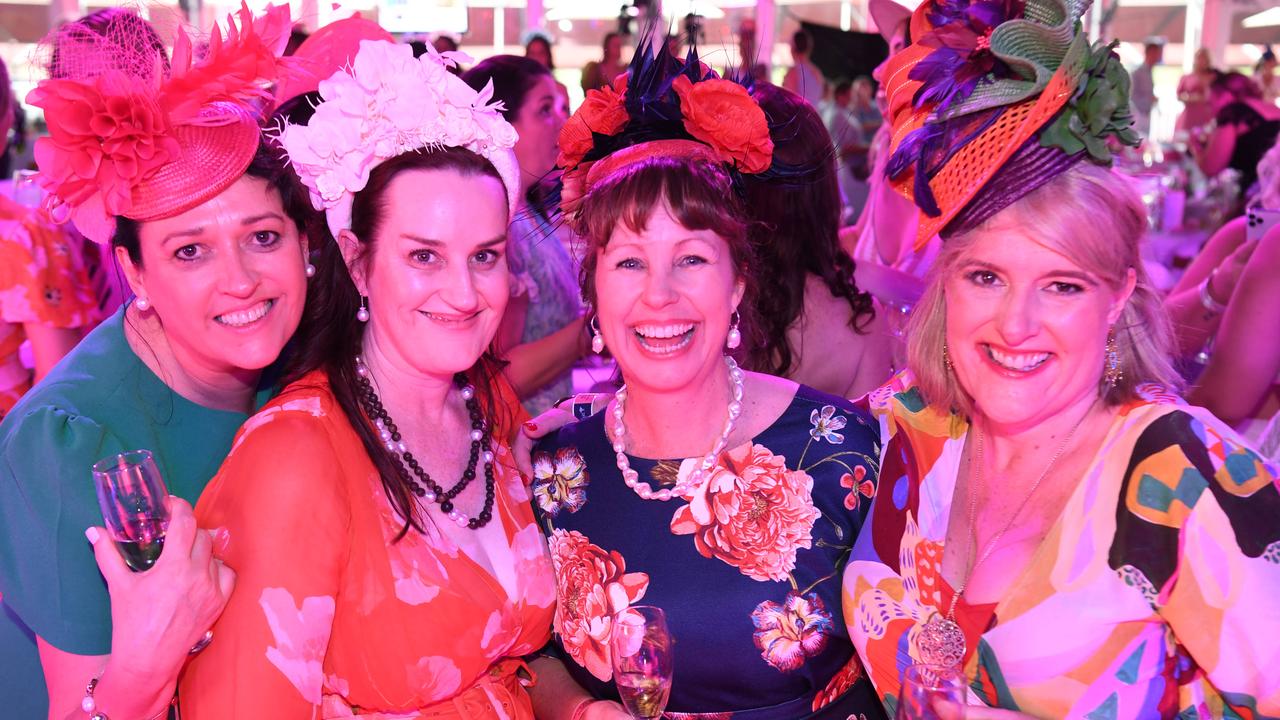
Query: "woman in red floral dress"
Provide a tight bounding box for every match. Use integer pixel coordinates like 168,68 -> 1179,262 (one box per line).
526,45 -> 886,720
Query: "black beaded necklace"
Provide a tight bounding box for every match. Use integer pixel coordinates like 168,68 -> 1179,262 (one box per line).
354,357 -> 496,530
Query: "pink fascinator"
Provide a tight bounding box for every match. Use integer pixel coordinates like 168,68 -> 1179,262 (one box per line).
274,39 -> 521,237
26,3 -> 297,244
273,15 -> 394,106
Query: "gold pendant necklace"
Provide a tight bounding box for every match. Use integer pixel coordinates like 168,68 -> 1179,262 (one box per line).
916,415 -> 1084,667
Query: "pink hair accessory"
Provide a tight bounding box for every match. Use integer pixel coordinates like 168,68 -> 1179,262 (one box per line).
273,14 -> 394,105
26,2 -> 296,244
276,39 -> 520,236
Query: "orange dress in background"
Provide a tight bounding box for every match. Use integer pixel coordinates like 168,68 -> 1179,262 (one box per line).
180,371 -> 554,719
0,195 -> 98,415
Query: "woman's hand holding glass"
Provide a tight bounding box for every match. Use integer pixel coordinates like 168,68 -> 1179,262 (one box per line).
85,494 -> 234,682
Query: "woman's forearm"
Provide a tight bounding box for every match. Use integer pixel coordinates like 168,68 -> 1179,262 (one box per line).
38,641 -> 175,720
502,315 -> 587,399
529,656 -> 598,720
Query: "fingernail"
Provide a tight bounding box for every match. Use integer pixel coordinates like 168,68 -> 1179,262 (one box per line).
211,527 -> 230,551
85,527 -> 100,544
523,421 -> 537,433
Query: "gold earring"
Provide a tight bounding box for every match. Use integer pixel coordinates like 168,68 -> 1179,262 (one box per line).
1103,328 -> 1122,389
942,343 -> 953,371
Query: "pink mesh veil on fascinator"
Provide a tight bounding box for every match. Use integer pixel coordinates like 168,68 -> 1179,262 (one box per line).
274,39 -> 521,238
26,3 -> 296,244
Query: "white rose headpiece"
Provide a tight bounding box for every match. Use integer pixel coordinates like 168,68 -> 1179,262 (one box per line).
276,39 -> 520,236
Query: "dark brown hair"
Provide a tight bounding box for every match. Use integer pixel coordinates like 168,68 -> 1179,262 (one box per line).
461,55 -> 551,123
283,146 -> 514,539
577,155 -> 762,358
741,84 -> 875,376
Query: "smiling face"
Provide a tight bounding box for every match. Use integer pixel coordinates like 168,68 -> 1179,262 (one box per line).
513,73 -> 566,186
594,204 -> 745,394
344,167 -> 509,380
120,174 -> 307,378
942,217 -> 1134,432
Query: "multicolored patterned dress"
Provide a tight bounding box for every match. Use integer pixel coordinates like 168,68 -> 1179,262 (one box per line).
0,195 -> 98,415
842,372 -> 1280,718
532,385 -> 888,719
180,371 -> 557,719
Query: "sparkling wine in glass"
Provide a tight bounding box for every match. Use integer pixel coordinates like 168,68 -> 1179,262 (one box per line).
610,605 -> 673,719
92,450 -> 170,572
896,663 -> 966,720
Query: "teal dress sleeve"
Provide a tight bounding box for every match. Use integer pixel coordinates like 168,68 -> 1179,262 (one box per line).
0,405 -> 126,655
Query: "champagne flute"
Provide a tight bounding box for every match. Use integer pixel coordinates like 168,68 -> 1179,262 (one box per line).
92,450 -> 170,572
896,663 -> 966,720
610,605 -> 673,719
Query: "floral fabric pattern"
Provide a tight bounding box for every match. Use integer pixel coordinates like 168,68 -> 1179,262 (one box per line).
181,372 -> 553,719
843,371 -> 1280,719
534,385 -> 888,719
532,446 -> 590,517
670,444 -> 820,582
0,196 -> 98,414
548,529 -> 649,681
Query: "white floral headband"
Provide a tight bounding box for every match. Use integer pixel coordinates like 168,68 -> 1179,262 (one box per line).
276,39 -> 521,237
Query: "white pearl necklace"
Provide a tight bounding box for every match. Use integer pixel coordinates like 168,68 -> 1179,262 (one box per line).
612,356 -> 745,501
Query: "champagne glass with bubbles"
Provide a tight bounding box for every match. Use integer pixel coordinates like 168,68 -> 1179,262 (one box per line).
92,450 -> 170,572
610,605 -> 673,719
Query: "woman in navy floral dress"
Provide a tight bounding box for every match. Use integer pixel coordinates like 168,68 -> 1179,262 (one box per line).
524,47 -> 886,720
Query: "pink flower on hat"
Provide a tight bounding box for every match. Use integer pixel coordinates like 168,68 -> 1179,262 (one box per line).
29,71 -> 178,218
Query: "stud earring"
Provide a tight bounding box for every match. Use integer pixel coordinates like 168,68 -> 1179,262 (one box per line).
590,316 -> 604,354
1103,328 -> 1122,389
726,310 -> 742,350
135,297 -> 150,312
305,262 -> 316,278
357,296 -> 370,323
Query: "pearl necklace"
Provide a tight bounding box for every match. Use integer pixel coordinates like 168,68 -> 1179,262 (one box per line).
354,356 -> 496,529
612,356 -> 744,501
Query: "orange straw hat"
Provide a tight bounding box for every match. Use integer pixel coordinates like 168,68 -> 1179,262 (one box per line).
27,3 -> 297,244
882,0 -> 1139,246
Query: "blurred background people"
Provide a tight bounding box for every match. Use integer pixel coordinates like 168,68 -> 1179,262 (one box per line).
1130,39 -> 1164,141
1176,48 -> 1216,135
783,29 -> 825,107
581,31 -> 626,92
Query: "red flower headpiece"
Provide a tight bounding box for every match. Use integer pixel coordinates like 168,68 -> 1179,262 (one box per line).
553,44 -> 775,224
27,3 -> 297,244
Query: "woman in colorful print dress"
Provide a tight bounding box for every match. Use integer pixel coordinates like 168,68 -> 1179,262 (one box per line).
526,46 -> 887,720
840,0 -> 1280,715
179,40 -> 555,718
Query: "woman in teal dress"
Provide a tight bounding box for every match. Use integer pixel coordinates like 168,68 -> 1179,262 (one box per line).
0,7 -> 310,718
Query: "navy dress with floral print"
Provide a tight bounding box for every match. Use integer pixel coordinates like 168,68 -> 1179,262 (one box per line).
532,385 -> 887,720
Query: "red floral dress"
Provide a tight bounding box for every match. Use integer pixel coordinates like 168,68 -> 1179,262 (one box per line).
180,372 -> 556,719
532,386 -> 886,719
0,195 -> 98,415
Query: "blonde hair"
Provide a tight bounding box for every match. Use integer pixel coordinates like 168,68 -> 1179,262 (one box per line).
906,163 -> 1182,416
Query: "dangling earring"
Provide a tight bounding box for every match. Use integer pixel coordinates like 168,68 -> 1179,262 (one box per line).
590,316 -> 605,354
135,297 -> 150,312
356,296 -> 370,323
305,262 -> 316,278
942,343 -> 953,371
726,310 -> 742,350
1103,328 -> 1122,389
